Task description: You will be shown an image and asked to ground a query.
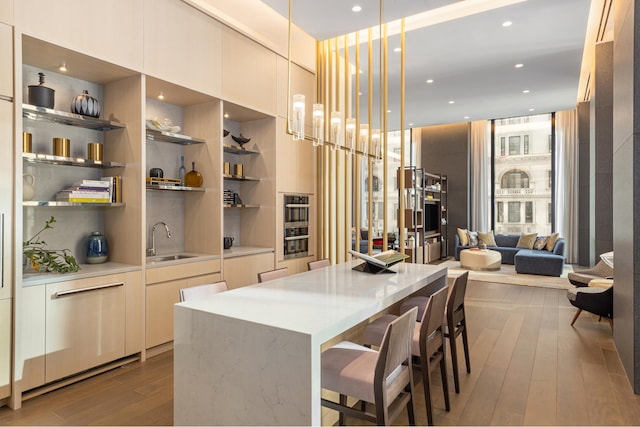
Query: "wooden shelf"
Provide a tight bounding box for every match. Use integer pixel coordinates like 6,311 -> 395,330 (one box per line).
23,104 -> 125,131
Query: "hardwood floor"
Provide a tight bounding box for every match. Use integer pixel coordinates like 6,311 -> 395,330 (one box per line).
1,280 -> 639,426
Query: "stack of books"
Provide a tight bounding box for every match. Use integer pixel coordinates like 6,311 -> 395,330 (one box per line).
55,177 -> 122,203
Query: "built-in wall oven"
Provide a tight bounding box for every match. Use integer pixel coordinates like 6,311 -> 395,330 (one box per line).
283,194 -> 309,259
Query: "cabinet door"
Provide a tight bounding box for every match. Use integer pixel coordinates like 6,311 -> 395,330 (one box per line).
223,252 -> 274,290
0,23 -> 12,98
0,298 -> 10,400
0,0 -> 13,25
45,277 -> 126,383
145,278 -> 185,349
0,100 -> 11,300
19,286 -> 46,392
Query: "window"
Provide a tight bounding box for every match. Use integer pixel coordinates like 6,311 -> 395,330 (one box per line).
548,135 -> 552,153
508,136 -> 520,155
525,201 -> 533,223
497,201 -> 504,223
548,202 -> 552,224
508,202 -> 520,223
524,135 -> 529,154
501,170 -> 530,188
548,170 -> 552,188
500,137 -> 506,156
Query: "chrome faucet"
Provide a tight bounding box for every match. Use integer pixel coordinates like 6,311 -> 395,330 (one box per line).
147,222 -> 172,257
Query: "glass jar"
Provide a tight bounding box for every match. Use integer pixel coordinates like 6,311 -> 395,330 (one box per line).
86,231 -> 108,264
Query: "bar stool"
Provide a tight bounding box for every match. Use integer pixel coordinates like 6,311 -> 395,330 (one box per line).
179,281 -> 228,302
321,307 -> 418,425
257,267 -> 289,283
400,272 -> 470,393
362,287 -> 450,425
308,258 -> 331,270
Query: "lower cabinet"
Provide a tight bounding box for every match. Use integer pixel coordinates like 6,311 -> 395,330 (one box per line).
19,271 -> 142,392
0,298 -> 10,400
222,252 -> 274,289
145,259 -> 221,350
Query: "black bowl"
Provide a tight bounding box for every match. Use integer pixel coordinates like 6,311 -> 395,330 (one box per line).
223,129 -> 230,137
231,134 -> 251,147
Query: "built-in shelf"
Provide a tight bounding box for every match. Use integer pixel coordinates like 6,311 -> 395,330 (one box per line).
23,201 -> 126,207
223,174 -> 259,182
145,129 -> 205,145
224,204 -> 259,208
223,144 -> 259,155
146,184 -> 205,192
22,104 -> 125,131
22,152 -> 125,168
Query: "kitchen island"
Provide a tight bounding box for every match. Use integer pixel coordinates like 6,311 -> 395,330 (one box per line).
174,260 -> 447,425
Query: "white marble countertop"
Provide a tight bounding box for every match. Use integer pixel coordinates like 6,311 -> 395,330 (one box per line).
22,261 -> 141,287
177,260 -> 447,344
145,252 -> 220,269
222,245 -> 274,259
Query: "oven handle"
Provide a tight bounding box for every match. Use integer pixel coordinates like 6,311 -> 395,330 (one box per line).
284,235 -> 310,241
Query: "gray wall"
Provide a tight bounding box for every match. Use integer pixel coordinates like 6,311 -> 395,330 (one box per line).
577,101 -> 592,266
420,123 -> 470,257
612,0 -> 639,393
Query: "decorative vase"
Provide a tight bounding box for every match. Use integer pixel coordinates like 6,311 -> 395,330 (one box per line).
184,162 -> 203,187
28,72 -> 55,109
23,174 -> 35,201
86,231 -> 108,264
71,90 -> 101,118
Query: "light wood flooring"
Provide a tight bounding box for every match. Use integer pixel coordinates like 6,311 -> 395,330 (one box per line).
1,280 -> 639,426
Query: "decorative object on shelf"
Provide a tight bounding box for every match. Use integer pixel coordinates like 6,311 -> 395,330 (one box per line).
223,129 -> 230,137
86,231 -> 108,264
71,90 -> 101,118
145,118 -> 181,134
223,161 -> 231,175
53,137 -> 70,157
28,72 -> 55,109
149,167 -> 164,178
233,192 -> 243,205
22,132 -> 32,153
223,237 -> 234,249
23,216 -> 80,273
184,162 -> 203,187
87,142 -> 103,161
223,189 -> 234,204
23,174 -> 35,201
233,163 -> 243,177
231,134 -> 250,148
178,155 -> 186,185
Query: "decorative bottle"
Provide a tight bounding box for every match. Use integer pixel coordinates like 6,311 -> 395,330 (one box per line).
86,231 -> 108,264
178,155 -> 186,185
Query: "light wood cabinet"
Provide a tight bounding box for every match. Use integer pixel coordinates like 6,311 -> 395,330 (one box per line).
0,298 -> 10,400
0,100 -> 12,302
143,0 -> 222,97
0,0 -> 12,25
222,252 -> 274,290
18,285 -> 46,391
0,23 -> 12,98
145,260 -> 221,349
15,0 -> 143,71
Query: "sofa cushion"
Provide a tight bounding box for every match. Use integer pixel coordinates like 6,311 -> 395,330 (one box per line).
545,232 -> 559,251
457,228 -> 469,246
467,230 -> 478,246
494,234 -> 519,248
516,233 -> 538,249
533,236 -> 549,250
477,230 -> 497,246
514,250 -> 564,276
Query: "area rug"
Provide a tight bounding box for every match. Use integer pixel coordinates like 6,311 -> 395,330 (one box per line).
440,259 -> 574,290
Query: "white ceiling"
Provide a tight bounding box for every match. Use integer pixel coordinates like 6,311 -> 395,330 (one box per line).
260,0 -> 592,129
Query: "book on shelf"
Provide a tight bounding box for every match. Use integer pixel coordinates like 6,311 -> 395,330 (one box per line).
100,176 -> 122,203
73,179 -> 111,188
56,191 -> 110,199
57,197 -> 111,203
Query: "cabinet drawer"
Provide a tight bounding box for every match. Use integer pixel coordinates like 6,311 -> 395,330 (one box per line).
146,259 -> 220,284
45,277 -> 126,383
0,298 -> 10,399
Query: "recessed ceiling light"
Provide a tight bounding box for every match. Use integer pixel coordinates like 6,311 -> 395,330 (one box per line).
158,92 -> 165,100
426,79 -> 434,84
502,20 -> 513,27
58,62 -> 67,72
522,89 -> 530,94
464,116 -> 470,119
352,5 -> 362,12
408,123 -> 414,126
224,113 -> 229,118
528,108 -> 535,111
393,47 -> 401,53
387,109 -> 391,113
515,63 -> 524,68
448,101 -> 455,104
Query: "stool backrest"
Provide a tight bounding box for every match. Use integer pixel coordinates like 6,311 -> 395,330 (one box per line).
419,286 -> 448,356
447,271 -> 469,325
179,281 -> 228,302
258,267 -> 289,283
308,258 -> 331,270
376,306 -> 418,391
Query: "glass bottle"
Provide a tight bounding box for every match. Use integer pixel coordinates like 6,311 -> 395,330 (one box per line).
178,155 -> 186,185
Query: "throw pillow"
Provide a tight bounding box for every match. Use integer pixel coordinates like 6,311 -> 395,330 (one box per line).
477,230 -> 497,246
546,232 -> 559,251
457,228 -> 469,246
517,233 -> 538,249
533,236 -> 549,250
467,230 -> 479,246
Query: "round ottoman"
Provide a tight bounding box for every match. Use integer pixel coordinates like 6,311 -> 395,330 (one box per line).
460,249 -> 502,271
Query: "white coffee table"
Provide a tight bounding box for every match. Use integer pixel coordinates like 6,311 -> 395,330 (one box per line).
460,249 -> 502,271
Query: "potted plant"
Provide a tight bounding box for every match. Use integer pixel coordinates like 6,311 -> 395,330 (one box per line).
23,216 -> 80,273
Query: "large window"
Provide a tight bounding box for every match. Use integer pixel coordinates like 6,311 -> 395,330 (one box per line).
493,113 -> 553,235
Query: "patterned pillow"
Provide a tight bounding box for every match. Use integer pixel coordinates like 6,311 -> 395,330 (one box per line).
467,231 -> 479,246
533,236 -> 549,250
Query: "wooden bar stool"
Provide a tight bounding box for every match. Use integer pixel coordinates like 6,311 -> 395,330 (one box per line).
321,307 -> 418,425
257,267 -> 289,283
179,281 -> 228,302
308,258 -> 331,270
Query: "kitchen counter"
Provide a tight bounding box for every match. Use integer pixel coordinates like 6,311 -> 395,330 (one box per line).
174,260 -> 447,425
222,245 -> 274,258
22,262 -> 140,287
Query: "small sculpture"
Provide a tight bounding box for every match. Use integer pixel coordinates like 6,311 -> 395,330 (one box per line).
231,134 -> 251,148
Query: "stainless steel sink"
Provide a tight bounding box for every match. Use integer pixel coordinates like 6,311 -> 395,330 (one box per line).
147,254 -> 196,264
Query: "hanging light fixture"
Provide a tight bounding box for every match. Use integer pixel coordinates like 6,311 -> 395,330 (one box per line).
359,124 -> 369,156
345,118 -> 356,154
312,103 -> 324,146
371,128 -> 381,160
292,94 -> 305,140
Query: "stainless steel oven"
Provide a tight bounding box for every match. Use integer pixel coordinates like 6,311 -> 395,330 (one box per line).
284,194 -> 309,259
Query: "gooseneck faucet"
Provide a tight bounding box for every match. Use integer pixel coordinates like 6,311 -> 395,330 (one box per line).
147,221 -> 172,256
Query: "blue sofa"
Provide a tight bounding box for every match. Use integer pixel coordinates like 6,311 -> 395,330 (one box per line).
455,234 -> 566,276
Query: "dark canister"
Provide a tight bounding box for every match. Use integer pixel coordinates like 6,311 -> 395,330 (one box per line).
28,72 -> 55,109
86,231 -> 108,264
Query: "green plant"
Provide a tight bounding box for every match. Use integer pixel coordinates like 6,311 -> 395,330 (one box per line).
23,216 -> 80,273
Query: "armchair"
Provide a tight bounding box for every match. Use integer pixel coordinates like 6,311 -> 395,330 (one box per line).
567,260 -> 613,287
567,282 -> 613,329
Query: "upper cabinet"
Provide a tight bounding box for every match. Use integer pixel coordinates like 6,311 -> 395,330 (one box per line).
143,0 -> 222,98
0,0 -> 13,25
0,23 -> 12,98
14,0 -> 143,72
222,27 -> 277,115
